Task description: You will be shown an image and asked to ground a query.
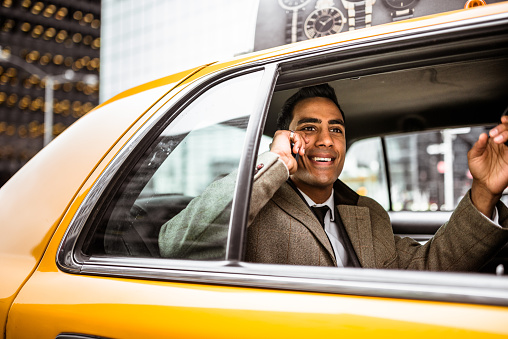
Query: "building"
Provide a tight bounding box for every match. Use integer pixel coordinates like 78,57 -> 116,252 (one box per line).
99,0 -> 258,101
0,0 -> 100,186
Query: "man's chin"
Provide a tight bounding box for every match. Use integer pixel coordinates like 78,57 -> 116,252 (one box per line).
291,174 -> 337,189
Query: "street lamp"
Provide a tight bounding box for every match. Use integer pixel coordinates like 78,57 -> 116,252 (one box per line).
42,70 -> 98,145
0,46 -> 98,146
426,127 -> 471,210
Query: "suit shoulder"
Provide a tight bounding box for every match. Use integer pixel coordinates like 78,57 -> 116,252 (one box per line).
358,195 -> 390,220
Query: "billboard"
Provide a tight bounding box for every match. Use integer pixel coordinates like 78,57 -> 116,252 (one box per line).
254,0 -> 503,51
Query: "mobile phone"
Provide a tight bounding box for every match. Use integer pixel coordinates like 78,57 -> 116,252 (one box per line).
502,106 -> 508,147
291,142 -> 299,162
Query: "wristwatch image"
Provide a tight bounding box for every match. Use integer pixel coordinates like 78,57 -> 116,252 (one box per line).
278,0 -> 313,43
340,0 -> 376,31
382,0 -> 419,21
304,0 -> 345,39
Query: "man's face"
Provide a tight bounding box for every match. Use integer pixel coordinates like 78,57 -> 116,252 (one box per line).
288,97 -> 346,193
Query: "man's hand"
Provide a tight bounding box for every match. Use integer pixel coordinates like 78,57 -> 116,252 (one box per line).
468,115 -> 508,218
270,130 -> 307,174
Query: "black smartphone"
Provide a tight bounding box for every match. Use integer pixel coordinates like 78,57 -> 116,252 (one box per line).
503,106 -> 508,147
291,142 -> 299,162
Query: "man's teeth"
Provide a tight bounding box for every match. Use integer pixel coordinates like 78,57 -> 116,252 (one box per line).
312,157 -> 332,162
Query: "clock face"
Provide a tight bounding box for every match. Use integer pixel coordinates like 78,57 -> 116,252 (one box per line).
278,0 -> 312,10
382,0 -> 419,9
304,8 -> 345,39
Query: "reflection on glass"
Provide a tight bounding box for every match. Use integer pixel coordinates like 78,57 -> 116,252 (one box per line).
85,70 -> 265,260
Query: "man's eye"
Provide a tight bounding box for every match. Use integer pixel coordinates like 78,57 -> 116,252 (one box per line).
301,126 -> 316,131
330,127 -> 343,133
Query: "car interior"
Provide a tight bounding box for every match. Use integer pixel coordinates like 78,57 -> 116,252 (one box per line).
264,38 -> 508,273
81,23 -> 508,275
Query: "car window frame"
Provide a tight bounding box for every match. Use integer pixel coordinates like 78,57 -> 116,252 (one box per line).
57,64 -> 277,270
57,11 -> 508,308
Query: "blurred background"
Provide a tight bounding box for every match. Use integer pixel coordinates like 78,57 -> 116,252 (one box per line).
0,0 -> 258,187
0,0 -> 505,189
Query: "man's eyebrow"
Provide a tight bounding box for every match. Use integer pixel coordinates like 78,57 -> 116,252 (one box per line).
296,118 -> 345,125
296,118 -> 320,125
329,119 -> 345,125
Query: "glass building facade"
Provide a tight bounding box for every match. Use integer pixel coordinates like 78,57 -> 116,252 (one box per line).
100,0 -> 259,101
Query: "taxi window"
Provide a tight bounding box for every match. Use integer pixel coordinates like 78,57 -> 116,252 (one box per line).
84,70 -> 264,259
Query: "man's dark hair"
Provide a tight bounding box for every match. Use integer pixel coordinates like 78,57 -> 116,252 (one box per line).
276,83 -> 344,130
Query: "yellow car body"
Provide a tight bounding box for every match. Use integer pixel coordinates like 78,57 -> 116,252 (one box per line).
2,3 -> 508,338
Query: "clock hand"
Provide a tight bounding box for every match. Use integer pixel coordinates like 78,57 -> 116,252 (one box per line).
319,17 -> 332,26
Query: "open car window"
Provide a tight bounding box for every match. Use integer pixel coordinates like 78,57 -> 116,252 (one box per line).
260,27 -> 508,275
341,127 -> 489,212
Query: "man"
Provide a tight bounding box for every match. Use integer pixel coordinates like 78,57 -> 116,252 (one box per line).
160,84 -> 508,270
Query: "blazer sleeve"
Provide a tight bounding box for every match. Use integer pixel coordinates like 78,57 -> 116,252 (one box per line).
394,190 -> 508,271
158,152 -> 288,259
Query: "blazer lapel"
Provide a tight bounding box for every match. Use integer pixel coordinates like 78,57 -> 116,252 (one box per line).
337,205 -> 376,268
272,183 -> 337,265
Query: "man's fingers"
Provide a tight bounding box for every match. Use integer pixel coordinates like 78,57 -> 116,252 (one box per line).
290,131 -> 306,156
469,133 -> 489,159
491,130 -> 508,145
489,117 -> 508,145
270,130 -> 308,174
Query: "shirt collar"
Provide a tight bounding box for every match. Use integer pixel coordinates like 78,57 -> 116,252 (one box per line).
298,189 -> 335,221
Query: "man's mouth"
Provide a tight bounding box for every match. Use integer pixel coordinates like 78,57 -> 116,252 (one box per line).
311,157 -> 334,162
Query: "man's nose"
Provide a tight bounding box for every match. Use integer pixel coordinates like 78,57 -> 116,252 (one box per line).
316,128 -> 333,147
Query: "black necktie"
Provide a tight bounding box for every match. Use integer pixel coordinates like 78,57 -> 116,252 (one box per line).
311,206 -> 330,228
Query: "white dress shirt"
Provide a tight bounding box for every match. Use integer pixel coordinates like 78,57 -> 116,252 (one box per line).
298,189 -> 348,267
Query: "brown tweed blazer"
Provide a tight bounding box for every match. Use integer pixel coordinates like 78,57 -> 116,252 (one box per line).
160,152 -> 508,271
246,152 -> 508,270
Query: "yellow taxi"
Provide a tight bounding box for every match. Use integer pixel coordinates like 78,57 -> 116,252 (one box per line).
1,3 -> 508,338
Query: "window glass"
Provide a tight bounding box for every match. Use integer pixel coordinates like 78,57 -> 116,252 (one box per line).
85,70 -> 264,260
341,126 -> 489,212
340,138 -> 389,209
385,127 -> 483,211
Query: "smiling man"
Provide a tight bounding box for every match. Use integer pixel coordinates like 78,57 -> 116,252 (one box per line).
286,97 -> 346,203
160,84 -> 508,271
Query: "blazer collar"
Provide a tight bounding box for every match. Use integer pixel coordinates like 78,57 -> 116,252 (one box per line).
333,179 -> 360,205
333,179 -> 376,268
278,179 -> 375,268
273,181 -> 337,265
